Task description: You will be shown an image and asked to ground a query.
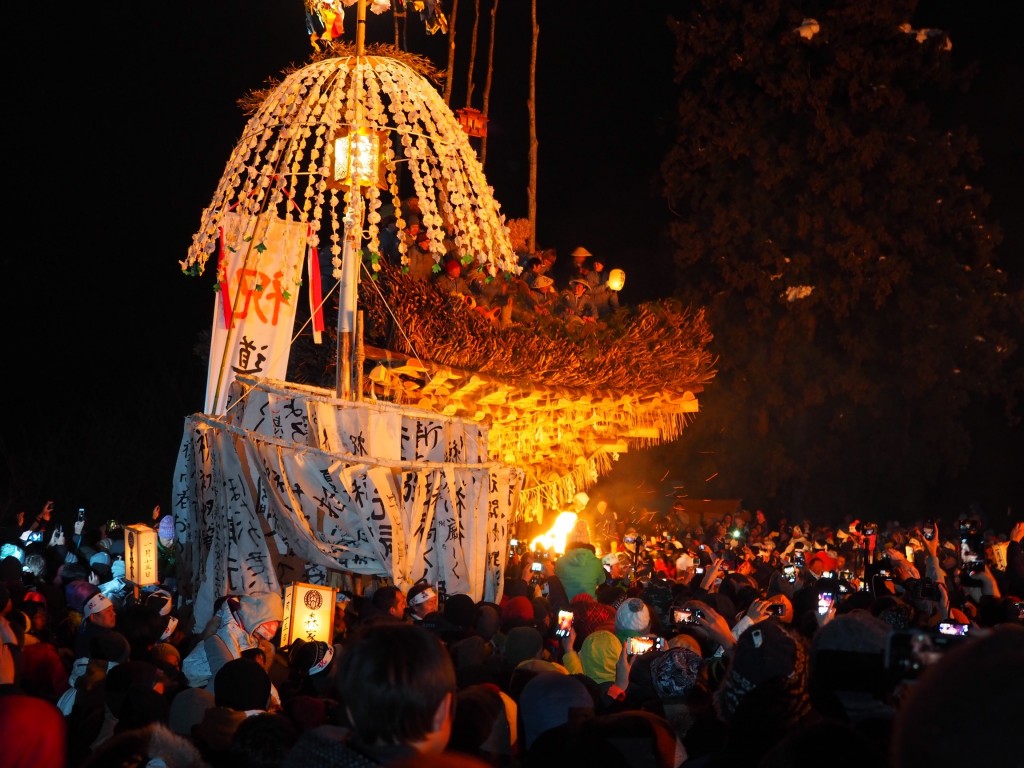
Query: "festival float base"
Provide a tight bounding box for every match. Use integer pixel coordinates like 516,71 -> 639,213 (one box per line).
172,47 -> 716,630
174,281 -> 714,630
174,374 -> 522,630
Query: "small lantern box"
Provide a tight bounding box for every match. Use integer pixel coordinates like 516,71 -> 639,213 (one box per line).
282,581 -> 338,646
124,524 -> 159,586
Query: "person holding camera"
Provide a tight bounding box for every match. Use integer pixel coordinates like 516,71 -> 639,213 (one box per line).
18,500 -> 53,545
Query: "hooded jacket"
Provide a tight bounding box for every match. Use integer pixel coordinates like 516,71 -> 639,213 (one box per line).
554,547 -> 606,602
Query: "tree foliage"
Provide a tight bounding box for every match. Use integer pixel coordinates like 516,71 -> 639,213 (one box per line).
660,0 -> 1022,519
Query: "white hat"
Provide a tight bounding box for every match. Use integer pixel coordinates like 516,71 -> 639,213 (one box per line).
615,598 -> 651,635
566,519 -> 592,547
571,246 -> 592,259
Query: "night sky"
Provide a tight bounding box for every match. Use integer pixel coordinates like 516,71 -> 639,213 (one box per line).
3,1 -> 1020,527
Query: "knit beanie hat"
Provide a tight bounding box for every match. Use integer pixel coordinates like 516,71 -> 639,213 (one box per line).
566,710 -> 685,768
596,583 -> 628,608
713,620 -> 810,723
518,671 -> 595,749
444,593 -> 478,629
566,519 -> 592,548
158,515 -> 175,541
809,609 -> 890,698
168,686 -> 215,737
872,596 -> 916,630
578,630 -> 622,684
640,579 -> 674,626
289,639 -> 336,677
650,646 -> 704,701
504,626 -> 544,669
214,658 -> 271,711
89,551 -> 111,568
150,642 -> 181,669
812,609 -> 890,657
500,596 -> 536,630
570,596 -> 616,643
614,597 -> 651,640
90,629 -> 131,663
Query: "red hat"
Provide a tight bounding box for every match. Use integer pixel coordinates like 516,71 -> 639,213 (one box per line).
500,596 -> 535,629
22,590 -> 47,607
809,550 -> 838,573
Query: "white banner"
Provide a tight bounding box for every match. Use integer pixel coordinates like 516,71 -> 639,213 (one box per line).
205,212 -> 310,415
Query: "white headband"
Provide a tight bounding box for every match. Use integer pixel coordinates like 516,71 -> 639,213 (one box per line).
160,615 -> 179,641
409,587 -> 436,607
84,592 -> 113,618
309,644 -> 335,675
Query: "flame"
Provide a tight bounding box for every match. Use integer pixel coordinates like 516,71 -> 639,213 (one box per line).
530,512 -> 578,556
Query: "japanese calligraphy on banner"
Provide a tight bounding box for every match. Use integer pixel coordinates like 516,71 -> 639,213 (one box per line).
174,407 -> 523,631
224,376 -> 490,463
205,212 -> 311,416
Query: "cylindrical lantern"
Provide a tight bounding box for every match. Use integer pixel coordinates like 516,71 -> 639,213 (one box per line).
608,268 -> 626,291
124,524 -> 159,586
282,582 -> 338,646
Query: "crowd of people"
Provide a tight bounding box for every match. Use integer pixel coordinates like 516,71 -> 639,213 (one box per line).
1,499 -> 1021,768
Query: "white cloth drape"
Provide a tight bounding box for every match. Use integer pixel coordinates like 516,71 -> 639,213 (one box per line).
173,381 -> 522,630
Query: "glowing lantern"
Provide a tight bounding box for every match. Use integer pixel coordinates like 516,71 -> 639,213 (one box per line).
124,524 -> 159,586
282,582 -> 338,646
456,107 -> 488,137
608,269 -> 626,291
327,126 -> 388,190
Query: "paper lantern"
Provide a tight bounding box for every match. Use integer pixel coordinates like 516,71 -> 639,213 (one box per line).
327,126 -> 389,190
124,524 -> 159,586
456,107 -> 488,137
282,582 -> 338,646
608,269 -> 626,291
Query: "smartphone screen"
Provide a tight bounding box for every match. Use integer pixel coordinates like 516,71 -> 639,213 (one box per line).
531,562 -> 543,573
817,592 -> 834,616
556,610 -> 573,637
937,622 -> 970,636
628,636 -> 656,655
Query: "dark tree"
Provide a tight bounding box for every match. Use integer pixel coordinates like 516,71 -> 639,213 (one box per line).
659,0 -> 1023,519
